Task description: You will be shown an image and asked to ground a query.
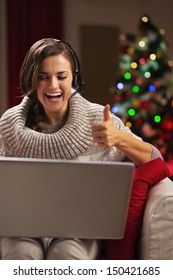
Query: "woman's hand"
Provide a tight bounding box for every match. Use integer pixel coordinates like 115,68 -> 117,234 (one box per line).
91,104 -> 120,148
91,104 -> 153,165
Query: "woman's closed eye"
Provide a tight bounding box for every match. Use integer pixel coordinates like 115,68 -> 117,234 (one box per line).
58,75 -> 67,80
38,74 -> 49,80
38,75 -> 67,81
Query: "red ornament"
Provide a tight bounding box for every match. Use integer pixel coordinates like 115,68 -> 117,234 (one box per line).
140,101 -> 151,109
114,95 -> 122,102
161,118 -> 173,131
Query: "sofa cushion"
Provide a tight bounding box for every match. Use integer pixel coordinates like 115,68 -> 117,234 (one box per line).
139,178 -> 173,259
104,157 -> 171,260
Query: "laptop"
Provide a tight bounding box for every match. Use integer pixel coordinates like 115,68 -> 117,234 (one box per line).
0,157 -> 134,239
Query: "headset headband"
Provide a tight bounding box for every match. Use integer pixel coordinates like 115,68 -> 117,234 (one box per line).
53,39 -> 85,93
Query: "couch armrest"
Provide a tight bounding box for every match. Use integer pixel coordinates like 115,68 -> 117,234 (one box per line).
138,177 -> 173,259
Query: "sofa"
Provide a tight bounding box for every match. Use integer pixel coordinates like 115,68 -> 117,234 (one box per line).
139,177 -> 173,259
103,158 -> 173,260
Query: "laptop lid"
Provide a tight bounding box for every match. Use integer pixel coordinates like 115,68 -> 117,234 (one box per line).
0,157 -> 134,239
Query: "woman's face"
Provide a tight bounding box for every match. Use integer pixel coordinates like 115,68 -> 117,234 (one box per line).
37,54 -> 73,125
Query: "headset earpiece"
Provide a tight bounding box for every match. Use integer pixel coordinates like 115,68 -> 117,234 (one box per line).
72,71 -> 78,89
72,71 -> 83,90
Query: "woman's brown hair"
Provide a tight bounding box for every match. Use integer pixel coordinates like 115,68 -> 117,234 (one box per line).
19,38 -> 76,97
21,38 -> 77,130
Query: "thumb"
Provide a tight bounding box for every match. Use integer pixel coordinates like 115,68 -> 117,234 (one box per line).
103,104 -> 111,122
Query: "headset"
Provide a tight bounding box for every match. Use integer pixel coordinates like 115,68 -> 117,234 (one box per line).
54,39 -> 85,96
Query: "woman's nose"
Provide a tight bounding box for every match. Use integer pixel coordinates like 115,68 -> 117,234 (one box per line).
49,76 -> 59,89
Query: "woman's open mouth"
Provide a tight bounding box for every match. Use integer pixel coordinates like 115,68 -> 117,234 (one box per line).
45,92 -> 62,100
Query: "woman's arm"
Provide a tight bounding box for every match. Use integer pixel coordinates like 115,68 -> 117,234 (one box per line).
91,105 -> 160,166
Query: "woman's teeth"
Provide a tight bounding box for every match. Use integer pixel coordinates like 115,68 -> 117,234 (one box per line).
45,92 -> 62,98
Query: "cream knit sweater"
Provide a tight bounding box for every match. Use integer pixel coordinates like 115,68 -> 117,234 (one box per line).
0,93 -> 140,161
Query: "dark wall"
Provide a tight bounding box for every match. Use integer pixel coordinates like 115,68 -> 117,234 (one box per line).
80,25 -> 119,106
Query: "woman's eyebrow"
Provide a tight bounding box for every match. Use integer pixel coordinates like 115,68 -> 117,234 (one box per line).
38,71 -> 69,74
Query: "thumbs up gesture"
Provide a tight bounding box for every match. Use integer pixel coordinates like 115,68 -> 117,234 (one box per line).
91,104 -> 119,148
103,104 -> 111,122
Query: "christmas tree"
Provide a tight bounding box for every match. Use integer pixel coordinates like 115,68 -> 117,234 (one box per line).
111,15 -> 173,163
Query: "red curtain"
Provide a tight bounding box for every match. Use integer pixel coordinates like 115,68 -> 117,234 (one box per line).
7,0 -> 64,107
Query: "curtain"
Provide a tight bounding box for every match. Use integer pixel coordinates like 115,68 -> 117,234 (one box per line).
0,0 -> 8,115
7,0 -> 64,107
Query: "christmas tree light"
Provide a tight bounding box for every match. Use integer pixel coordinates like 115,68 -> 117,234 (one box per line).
111,15 -> 173,162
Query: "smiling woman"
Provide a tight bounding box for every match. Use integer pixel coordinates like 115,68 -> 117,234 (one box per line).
0,38 -> 163,260
19,38 -> 84,131
36,55 -> 73,126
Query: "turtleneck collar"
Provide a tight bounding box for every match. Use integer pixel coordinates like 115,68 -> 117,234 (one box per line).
0,94 -> 98,159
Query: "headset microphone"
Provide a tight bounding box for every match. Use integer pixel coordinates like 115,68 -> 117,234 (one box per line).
71,81 -> 85,97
